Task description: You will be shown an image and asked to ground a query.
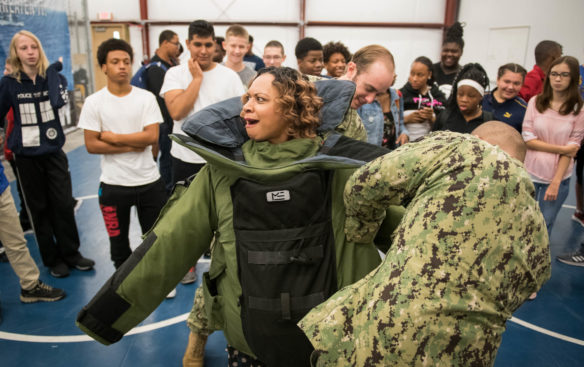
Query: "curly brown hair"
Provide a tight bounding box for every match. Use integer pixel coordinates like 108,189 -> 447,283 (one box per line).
243,67 -> 323,139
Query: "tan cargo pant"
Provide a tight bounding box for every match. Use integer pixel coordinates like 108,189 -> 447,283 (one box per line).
0,187 -> 40,290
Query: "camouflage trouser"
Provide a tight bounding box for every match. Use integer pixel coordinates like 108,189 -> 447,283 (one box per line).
186,286 -> 212,336
186,236 -> 216,336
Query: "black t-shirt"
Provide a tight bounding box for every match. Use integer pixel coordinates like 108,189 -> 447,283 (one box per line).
433,110 -> 493,134
431,62 -> 459,86
145,55 -> 174,125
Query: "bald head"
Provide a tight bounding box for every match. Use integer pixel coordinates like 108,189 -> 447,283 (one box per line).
472,121 -> 526,162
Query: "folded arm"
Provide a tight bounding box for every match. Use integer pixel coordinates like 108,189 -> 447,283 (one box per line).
84,130 -> 144,154
99,123 -> 159,148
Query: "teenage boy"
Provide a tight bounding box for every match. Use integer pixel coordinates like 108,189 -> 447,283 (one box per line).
162,20 -> 244,183
78,39 -> 166,269
295,37 -> 324,76
222,24 -> 256,87
213,36 -> 225,63
263,40 -> 286,68
160,19 -> 244,286
519,40 -> 562,102
146,30 -> 180,194
243,34 -> 265,71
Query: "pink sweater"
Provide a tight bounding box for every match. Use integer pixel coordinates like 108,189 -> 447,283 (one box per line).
522,97 -> 584,182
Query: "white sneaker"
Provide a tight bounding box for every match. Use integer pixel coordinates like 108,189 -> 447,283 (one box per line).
166,288 -> 177,299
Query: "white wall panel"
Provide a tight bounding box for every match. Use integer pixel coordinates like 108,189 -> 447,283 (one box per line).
307,27 -> 442,89
147,0 -> 298,22
66,0 -> 85,15
459,0 -> 584,84
129,25 -> 144,73
306,0 -> 445,23
87,0 -> 140,20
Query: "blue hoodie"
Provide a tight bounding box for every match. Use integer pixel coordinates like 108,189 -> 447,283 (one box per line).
0,62 -> 68,156
0,161 -> 8,196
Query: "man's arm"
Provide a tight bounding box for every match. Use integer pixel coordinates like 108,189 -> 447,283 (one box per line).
164,59 -> 203,121
344,138 -> 444,243
100,124 -> 159,148
84,130 -> 144,154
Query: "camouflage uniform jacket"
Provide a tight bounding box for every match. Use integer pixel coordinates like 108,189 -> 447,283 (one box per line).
299,132 -> 551,366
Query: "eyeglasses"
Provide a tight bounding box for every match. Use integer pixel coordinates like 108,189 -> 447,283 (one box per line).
168,41 -> 180,47
550,72 -> 570,79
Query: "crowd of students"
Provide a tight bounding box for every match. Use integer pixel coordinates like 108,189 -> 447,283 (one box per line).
0,18 -> 583,366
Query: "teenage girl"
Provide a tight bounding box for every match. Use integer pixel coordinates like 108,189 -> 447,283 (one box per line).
431,21 -> 464,98
522,56 -> 584,239
482,63 -> 528,132
400,56 -> 446,141
0,30 -> 94,277
433,63 -> 492,134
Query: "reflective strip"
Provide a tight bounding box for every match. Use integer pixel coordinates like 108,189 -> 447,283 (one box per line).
248,292 -> 325,313
236,221 -> 329,242
21,126 -> 40,147
247,245 -> 323,265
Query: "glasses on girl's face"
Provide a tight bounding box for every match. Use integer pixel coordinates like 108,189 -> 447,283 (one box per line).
550,72 -> 570,79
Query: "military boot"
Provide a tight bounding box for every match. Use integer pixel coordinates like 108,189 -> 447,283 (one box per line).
183,331 -> 207,367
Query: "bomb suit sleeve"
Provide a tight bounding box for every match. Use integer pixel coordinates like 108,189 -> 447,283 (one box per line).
76,166 -> 217,345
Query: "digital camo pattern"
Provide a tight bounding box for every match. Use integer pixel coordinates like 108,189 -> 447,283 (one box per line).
187,286 -> 211,336
333,107 -> 367,142
300,132 -> 551,366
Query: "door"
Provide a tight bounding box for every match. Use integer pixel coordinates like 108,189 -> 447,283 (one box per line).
90,24 -> 129,91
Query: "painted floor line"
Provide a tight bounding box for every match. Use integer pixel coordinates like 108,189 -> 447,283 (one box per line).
0,313 -> 189,343
563,204 -> 576,210
3,313 -> 582,347
509,317 -> 584,346
76,194 -> 98,201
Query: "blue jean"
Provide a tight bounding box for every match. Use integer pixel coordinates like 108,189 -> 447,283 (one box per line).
533,178 -> 570,238
357,101 -> 384,146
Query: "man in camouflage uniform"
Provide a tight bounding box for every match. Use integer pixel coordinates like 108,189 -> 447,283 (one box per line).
299,122 -> 551,366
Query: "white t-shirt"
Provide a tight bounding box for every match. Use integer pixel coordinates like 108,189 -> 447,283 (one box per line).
78,86 -> 163,186
160,63 -> 245,163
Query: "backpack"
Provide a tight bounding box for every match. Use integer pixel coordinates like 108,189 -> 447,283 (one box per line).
130,61 -> 167,89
